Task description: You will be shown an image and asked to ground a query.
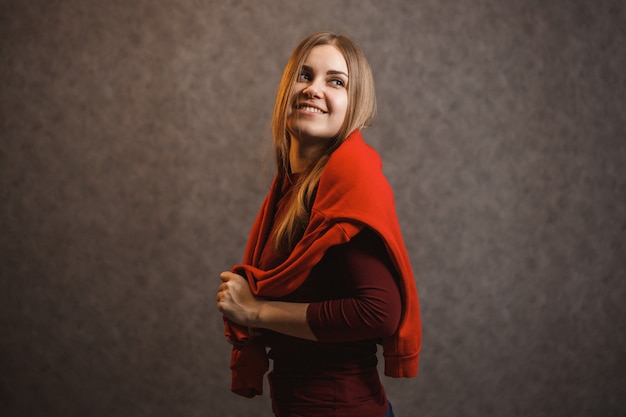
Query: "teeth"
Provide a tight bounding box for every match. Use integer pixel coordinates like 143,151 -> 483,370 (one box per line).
299,105 -> 324,113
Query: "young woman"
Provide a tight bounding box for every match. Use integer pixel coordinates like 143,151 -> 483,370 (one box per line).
216,32 -> 421,417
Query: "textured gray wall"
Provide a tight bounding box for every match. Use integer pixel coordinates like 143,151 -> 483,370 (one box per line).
1,1 -> 625,416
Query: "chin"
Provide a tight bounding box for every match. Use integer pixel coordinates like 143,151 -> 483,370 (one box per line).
291,125 -> 337,142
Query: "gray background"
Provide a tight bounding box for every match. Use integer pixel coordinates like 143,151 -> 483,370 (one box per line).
1,0 -> 625,416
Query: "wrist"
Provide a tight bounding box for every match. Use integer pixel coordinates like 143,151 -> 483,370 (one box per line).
248,300 -> 265,328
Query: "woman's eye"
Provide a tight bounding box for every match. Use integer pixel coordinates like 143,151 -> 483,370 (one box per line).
330,78 -> 345,87
298,72 -> 311,81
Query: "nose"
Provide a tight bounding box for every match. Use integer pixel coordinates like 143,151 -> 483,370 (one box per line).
302,81 -> 323,98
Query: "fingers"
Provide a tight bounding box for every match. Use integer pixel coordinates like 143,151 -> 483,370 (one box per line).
220,271 -> 247,283
216,271 -> 251,317
216,275 -> 229,310
220,271 -> 235,282
216,272 -> 241,312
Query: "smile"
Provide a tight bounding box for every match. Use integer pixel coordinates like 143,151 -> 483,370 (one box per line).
296,104 -> 327,114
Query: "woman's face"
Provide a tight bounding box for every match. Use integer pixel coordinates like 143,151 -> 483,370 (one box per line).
287,44 -> 349,145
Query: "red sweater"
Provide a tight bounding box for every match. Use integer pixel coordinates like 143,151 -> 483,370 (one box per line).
225,130 -> 422,399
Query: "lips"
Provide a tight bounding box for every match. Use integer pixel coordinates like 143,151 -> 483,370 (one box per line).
295,103 -> 327,114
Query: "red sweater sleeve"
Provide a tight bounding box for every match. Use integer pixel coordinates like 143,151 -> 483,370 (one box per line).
306,229 -> 402,343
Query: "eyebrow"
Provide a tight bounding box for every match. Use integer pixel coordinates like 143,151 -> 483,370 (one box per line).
302,65 -> 349,78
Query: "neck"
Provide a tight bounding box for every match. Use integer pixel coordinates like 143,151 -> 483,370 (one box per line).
289,138 -> 326,173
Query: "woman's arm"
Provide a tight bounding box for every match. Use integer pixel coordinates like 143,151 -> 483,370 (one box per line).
307,229 -> 402,342
217,271 -> 317,340
216,230 -> 401,343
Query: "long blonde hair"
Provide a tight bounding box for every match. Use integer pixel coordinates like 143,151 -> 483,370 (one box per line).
271,32 -> 377,252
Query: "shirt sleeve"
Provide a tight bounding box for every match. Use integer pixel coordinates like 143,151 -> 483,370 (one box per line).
306,228 -> 402,343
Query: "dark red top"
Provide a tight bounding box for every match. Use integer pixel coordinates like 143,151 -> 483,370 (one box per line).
257,174 -> 402,417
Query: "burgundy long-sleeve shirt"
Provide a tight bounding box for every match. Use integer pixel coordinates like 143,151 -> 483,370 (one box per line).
257,174 -> 402,417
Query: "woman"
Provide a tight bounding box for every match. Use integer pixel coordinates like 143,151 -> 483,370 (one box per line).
216,32 -> 421,417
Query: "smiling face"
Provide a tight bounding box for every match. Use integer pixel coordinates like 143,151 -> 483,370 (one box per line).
287,44 -> 349,148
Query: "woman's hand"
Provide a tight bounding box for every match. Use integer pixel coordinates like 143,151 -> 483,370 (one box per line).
216,271 -> 264,327
217,271 -> 317,341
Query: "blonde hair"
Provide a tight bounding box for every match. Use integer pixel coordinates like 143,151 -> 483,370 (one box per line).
271,32 -> 377,252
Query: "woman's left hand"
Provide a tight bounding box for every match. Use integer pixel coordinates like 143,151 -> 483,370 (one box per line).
216,271 -> 264,327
